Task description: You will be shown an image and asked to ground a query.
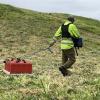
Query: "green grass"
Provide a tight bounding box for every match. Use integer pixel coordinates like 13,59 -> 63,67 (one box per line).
0,3 -> 100,100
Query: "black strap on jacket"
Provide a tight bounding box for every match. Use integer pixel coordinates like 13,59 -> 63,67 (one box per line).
61,23 -> 72,38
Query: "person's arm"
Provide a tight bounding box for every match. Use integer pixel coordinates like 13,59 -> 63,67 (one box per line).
68,24 -> 80,38
49,26 -> 62,47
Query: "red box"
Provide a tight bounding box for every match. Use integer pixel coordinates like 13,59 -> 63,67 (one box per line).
3,60 -> 32,74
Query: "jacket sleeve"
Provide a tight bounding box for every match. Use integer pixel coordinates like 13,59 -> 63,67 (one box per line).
68,24 -> 80,38
52,26 -> 62,41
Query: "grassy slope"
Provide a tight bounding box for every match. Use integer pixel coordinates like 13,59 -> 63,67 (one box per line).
0,4 -> 100,100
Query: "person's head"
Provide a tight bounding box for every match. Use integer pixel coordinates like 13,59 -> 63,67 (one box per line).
67,16 -> 75,23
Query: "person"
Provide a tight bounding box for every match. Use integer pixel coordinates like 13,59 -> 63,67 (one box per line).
50,16 -> 80,76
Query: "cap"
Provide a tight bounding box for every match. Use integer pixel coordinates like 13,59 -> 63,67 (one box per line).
67,16 -> 75,23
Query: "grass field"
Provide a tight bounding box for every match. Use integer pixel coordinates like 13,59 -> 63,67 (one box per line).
0,4 -> 100,100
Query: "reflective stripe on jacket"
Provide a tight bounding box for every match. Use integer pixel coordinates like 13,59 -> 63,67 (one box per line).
54,21 -> 80,50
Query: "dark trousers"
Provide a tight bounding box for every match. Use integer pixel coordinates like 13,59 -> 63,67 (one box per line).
62,48 -> 76,69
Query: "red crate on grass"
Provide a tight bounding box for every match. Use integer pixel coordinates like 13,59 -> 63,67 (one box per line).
3,59 -> 32,74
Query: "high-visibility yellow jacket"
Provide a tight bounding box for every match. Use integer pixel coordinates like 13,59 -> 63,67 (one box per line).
53,21 -> 80,50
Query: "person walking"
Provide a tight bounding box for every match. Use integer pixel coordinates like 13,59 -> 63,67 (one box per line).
50,16 -> 80,76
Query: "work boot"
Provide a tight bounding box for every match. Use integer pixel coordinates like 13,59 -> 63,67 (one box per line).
59,66 -> 69,76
